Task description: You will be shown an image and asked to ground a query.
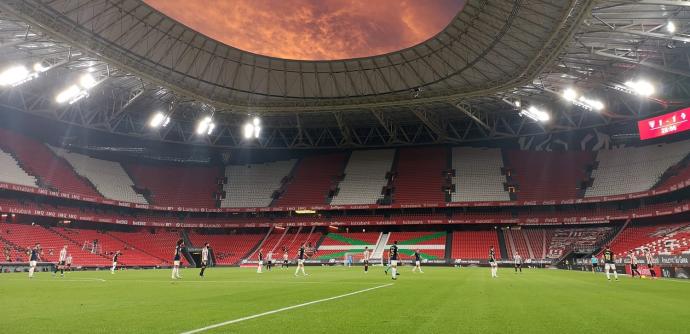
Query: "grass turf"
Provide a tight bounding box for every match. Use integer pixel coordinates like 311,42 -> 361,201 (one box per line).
0,266 -> 688,333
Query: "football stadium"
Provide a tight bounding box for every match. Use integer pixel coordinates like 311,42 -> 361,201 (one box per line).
1,0 -> 690,333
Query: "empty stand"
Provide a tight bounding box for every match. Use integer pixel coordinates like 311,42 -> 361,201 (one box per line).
331,150 -> 394,205
586,140 -> 690,197
188,232 -> 264,265
51,227 -> 159,266
451,147 -> 509,202
504,228 -> 530,259
109,229 -> 185,265
393,147 -> 446,204
276,153 -> 347,206
386,231 -> 446,259
125,163 -> 221,207
51,147 -> 148,204
0,148 -> 37,187
609,222 -> 690,257
0,223 -> 110,266
505,150 -> 594,200
220,160 -> 296,208
0,129 -> 101,196
451,230 -> 501,259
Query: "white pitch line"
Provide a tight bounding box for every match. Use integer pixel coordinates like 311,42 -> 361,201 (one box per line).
180,283 -> 394,334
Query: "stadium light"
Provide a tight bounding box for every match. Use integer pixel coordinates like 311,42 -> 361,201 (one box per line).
561,88 -> 604,111
624,79 -> 655,97
562,88 -> 577,101
196,116 -> 215,135
149,111 -> 171,128
55,73 -> 104,104
578,96 -> 604,111
0,65 -> 38,87
243,117 -> 262,139
519,106 -> 550,122
667,21 -> 676,34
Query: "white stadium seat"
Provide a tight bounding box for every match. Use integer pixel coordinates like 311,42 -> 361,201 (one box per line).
330,149 -> 395,205
586,140 -> 690,197
0,148 -> 37,187
220,159 -> 296,208
451,147 -> 510,202
50,146 -> 148,204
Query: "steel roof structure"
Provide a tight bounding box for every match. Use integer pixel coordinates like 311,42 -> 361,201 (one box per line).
0,0 -> 689,149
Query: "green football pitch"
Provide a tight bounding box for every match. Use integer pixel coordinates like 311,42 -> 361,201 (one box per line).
1,266 -> 688,333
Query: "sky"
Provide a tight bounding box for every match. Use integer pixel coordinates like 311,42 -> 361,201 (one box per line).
145,0 -> 465,60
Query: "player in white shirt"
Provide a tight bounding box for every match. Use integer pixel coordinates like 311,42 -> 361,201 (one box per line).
644,249 -> 657,279
65,254 -> 72,271
628,251 -> 641,279
257,249 -> 264,274
199,243 -> 210,277
111,250 -> 120,274
514,253 -> 522,274
54,245 -> 68,277
362,247 -> 370,273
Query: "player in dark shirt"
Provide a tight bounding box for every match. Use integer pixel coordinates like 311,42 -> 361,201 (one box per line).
489,246 -> 498,278
294,245 -> 308,276
411,249 -> 424,273
111,250 -> 120,274
603,246 -> 618,281
28,243 -> 41,278
171,239 -> 184,280
389,241 -> 399,280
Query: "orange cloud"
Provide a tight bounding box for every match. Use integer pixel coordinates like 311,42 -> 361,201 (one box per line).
145,0 -> 464,60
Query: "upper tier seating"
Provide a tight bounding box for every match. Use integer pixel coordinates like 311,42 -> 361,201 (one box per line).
586,140 -> 690,197
451,230 -> 501,259
393,147 -> 446,204
0,148 -> 37,187
0,129 -> 101,196
505,150 -> 594,200
51,147 -> 148,204
275,153 -> 347,206
451,147 -> 509,202
188,232 -> 264,265
656,163 -> 690,189
125,163 -> 221,207
330,150 -> 394,205
220,160 -> 296,208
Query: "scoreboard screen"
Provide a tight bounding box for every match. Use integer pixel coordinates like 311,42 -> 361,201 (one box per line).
637,107 -> 690,140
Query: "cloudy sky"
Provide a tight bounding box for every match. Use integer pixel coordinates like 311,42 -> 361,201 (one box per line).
146,0 -> 465,60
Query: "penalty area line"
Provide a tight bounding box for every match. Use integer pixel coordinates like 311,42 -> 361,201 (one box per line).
179,283 -> 394,334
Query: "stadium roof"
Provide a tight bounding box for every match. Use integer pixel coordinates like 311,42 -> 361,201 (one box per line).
0,0 -> 689,148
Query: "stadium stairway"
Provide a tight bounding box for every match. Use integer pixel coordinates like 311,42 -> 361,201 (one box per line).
497,230 -> 508,260
371,232 -> 388,260
444,231 -> 453,260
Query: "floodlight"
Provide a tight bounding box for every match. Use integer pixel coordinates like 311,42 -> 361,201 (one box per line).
562,88 -> 577,101
668,21 -> 676,34
0,65 -> 30,86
